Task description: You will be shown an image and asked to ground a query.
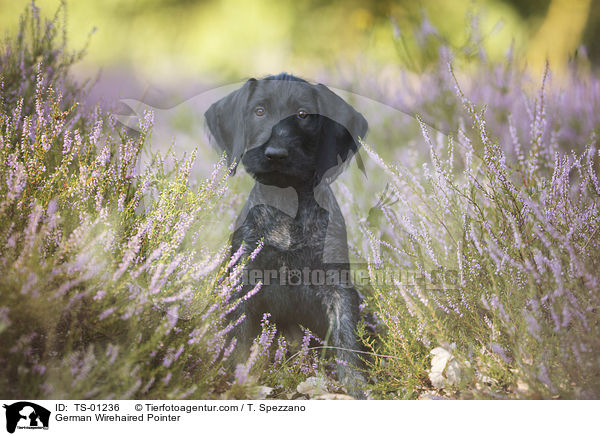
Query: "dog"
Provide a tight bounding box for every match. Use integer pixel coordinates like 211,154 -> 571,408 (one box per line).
205,73 -> 368,397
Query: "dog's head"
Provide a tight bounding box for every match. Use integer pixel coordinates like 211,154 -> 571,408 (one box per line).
205,73 -> 367,188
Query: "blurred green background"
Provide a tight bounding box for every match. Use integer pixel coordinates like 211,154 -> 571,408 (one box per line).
0,0 -> 597,88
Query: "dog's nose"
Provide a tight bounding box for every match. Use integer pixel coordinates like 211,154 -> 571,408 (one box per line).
264,145 -> 288,160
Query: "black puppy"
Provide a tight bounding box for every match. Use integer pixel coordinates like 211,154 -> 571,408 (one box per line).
205,73 -> 368,396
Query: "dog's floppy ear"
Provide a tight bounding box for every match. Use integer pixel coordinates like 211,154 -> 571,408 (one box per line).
315,84 -> 368,145
205,78 -> 257,173
314,84 -> 368,183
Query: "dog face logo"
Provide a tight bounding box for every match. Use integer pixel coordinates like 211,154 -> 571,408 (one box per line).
3,402 -> 50,434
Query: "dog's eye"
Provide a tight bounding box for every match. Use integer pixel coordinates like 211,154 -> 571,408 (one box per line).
254,106 -> 266,116
297,109 -> 308,119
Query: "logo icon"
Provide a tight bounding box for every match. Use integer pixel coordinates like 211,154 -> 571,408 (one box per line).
3,402 -> 50,434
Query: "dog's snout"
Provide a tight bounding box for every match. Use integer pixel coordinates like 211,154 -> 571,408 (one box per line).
264,145 -> 288,160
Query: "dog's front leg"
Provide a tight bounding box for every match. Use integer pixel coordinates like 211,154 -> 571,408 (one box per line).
323,286 -> 366,399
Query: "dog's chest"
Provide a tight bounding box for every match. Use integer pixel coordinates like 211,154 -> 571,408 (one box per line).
241,204 -> 328,265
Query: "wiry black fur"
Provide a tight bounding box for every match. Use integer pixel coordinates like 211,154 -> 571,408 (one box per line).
205,73 -> 368,397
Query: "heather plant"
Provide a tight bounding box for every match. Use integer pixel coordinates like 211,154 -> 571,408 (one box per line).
0,61 -> 236,397
0,3 -> 266,399
0,3 -> 343,400
0,2 -> 90,117
341,12 -> 600,159
358,64 -> 600,398
225,313 -> 332,399
324,12 -> 600,399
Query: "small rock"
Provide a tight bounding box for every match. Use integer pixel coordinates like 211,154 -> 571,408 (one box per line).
250,385 -> 273,399
516,380 -> 530,394
297,376 -> 329,398
428,345 -> 463,389
314,393 -> 355,400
